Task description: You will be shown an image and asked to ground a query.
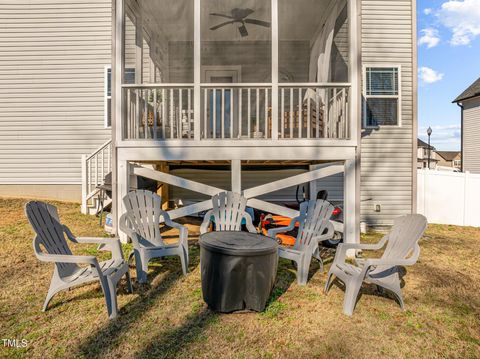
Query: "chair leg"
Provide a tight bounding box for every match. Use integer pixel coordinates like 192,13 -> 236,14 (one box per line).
179,251 -> 188,276
385,280 -> 405,310
42,286 -> 59,312
343,279 -> 362,316
106,277 -> 119,320
318,257 -> 324,273
297,255 -> 311,286
125,270 -> 133,293
324,272 -> 334,295
42,272 -> 62,312
98,275 -> 115,319
134,250 -> 148,284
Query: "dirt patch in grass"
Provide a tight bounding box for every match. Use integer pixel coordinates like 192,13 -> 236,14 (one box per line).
0,198 -> 479,358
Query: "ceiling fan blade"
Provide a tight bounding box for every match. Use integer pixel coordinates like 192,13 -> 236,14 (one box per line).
244,19 -> 271,28
210,20 -> 236,31
210,13 -> 234,19
238,24 -> 249,37
231,8 -> 255,19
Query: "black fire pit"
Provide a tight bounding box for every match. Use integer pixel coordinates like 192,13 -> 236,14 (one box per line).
199,231 -> 278,313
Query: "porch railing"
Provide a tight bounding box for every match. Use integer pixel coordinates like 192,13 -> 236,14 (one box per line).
279,84 -> 349,140
201,84 -> 271,140
123,84 -> 195,140
81,140 -> 112,214
122,83 -> 350,141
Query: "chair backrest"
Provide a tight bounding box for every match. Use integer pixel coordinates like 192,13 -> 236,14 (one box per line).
382,214 -> 427,260
294,199 -> 334,251
210,192 -> 249,232
122,190 -> 166,247
25,201 -> 78,276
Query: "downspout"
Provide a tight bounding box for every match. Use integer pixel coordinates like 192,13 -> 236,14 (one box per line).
456,102 -> 464,172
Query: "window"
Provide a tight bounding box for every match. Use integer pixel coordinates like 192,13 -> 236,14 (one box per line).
363,66 -> 400,127
104,66 -> 135,128
453,159 -> 461,168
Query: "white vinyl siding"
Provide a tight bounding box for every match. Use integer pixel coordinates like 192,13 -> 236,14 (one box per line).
462,97 -> 480,174
359,0 -> 415,226
0,0 -> 112,184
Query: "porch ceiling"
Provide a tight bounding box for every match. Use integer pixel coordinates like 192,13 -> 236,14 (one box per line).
133,0 -> 333,42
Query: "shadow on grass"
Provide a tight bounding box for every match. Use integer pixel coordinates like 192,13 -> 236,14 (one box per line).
133,307 -> 217,359
77,243 -> 202,359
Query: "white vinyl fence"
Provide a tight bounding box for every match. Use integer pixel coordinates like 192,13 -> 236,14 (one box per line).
417,169 -> 480,227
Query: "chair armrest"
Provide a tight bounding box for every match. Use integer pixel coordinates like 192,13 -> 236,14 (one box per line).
337,235 -> 389,252
63,225 -> 123,259
200,210 -> 213,234
74,237 -> 117,245
118,213 -> 135,238
118,213 -> 144,249
33,239 -> 98,265
266,217 -> 301,238
364,244 -> 420,268
243,213 -> 257,234
163,214 -> 189,246
311,221 -> 335,243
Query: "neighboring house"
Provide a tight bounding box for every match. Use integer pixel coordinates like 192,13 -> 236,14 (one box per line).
453,77 -> 480,174
435,151 -> 461,170
0,0 -> 418,237
417,139 -> 438,169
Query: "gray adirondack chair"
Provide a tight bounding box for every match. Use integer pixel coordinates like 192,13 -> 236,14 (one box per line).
120,190 -> 189,283
200,191 -> 256,234
325,214 -> 427,316
267,199 -> 335,285
25,201 -> 131,320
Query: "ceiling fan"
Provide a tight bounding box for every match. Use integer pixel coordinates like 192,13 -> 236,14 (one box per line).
210,8 -> 271,37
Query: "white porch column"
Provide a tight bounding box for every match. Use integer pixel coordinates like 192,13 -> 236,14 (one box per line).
231,160 -> 242,193
193,0 -> 201,140
271,0 -> 279,140
112,0 -> 125,235
344,158 -> 359,248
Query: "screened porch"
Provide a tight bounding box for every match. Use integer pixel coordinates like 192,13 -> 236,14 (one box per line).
115,0 -> 356,143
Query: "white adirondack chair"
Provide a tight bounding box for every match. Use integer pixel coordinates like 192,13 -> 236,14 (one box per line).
25,201 -> 132,320
268,199 -> 335,285
325,214 -> 427,316
200,191 -> 256,234
120,190 -> 189,283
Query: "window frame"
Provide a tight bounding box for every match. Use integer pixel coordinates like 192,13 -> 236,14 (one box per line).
105,65 -> 136,128
362,64 -> 402,128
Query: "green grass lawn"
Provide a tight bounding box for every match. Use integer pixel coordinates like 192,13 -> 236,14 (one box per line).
0,197 -> 479,358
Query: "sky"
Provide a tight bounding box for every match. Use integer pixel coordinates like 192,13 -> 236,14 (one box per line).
417,0 -> 480,150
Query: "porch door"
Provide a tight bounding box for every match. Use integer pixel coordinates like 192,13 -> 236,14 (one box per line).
204,68 -> 240,138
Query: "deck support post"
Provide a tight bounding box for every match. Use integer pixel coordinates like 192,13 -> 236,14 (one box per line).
117,159 -> 130,243
344,158 -> 359,255
158,162 -> 170,210
231,160 -> 242,193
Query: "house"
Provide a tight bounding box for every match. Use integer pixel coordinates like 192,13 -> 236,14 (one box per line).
0,0 -> 418,240
417,139 -> 438,169
453,77 -> 480,174
435,151 -> 461,170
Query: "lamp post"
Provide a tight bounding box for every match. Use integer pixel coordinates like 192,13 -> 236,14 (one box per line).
427,126 -> 433,169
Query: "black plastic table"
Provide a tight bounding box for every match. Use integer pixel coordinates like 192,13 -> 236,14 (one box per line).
199,231 -> 278,313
